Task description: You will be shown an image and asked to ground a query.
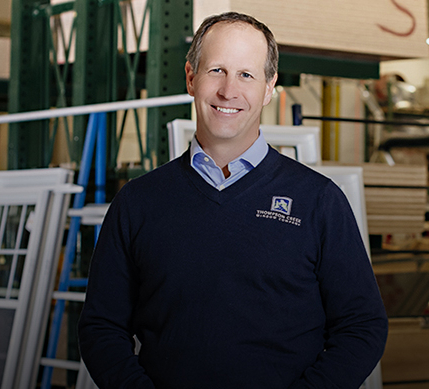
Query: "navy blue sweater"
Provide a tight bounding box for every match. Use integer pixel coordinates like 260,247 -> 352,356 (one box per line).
78,147 -> 388,389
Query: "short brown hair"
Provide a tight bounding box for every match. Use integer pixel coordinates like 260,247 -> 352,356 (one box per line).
186,12 -> 278,82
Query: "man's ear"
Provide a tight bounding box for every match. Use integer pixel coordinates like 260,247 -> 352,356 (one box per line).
263,73 -> 278,106
185,61 -> 196,97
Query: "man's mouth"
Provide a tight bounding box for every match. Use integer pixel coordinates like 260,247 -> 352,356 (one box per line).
214,106 -> 240,114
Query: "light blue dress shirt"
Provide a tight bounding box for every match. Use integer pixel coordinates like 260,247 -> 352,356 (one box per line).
190,132 -> 269,191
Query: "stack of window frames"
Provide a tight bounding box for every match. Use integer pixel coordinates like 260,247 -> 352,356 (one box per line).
0,168 -> 81,389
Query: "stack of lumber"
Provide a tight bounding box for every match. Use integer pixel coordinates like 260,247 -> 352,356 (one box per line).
362,163 -> 428,235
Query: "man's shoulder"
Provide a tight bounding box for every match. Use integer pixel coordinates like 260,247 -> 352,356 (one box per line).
131,154 -> 187,184
118,154 -> 188,199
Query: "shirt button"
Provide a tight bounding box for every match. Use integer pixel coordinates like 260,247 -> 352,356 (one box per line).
204,157 -> 209,162
219,184 -> 225,190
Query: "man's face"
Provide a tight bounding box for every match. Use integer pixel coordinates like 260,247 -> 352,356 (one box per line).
185,22 -> 277,153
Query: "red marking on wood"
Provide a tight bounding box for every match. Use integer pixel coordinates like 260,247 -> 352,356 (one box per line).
377,0 -> 416,37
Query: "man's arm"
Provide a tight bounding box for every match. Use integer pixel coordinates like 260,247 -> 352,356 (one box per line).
290,181 -> 388,389
78,186 -> 156,389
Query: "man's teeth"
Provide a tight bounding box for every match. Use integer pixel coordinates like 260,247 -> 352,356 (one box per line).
216,107 -> 239,114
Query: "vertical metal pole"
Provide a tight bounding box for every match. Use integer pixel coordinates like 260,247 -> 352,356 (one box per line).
146,0 -> 193,168
292,104 -> 302,126
95,113 -> 106,205
95,112 -> 106,238
41,113 -> 100,389
322,80 -> 332,161
73,0 -> 117,166
334,83 -> 340,161
8,0 -> 50,169
364,105 -> 370,162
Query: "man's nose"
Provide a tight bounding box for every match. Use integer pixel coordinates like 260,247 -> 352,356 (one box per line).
217,76 -> 239,100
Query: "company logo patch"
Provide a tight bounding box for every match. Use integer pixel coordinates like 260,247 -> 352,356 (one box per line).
271,196 -> 293,215
255,196 -> 301,227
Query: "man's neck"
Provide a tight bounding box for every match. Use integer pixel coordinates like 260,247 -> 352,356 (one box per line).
200,141 -> 247,176
196,134 -> 258,173
221,165 -> 231,179
190,130 -> 269,184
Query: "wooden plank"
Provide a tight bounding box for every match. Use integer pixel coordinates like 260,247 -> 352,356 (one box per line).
195,0 -> 429,59
323,162 -> 427,186
366,206 -> 425,216
362,163 -> 427,187
230,0 -> 428,59
368,215 -> 424,222
368,224 -> 425,235
365,188 -> 427,201
368,213 -> 425,233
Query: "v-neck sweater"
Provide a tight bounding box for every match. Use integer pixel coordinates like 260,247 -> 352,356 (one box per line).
79,147 -> 388,389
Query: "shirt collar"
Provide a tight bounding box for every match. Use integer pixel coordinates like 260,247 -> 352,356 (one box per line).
190,131 -> 268,169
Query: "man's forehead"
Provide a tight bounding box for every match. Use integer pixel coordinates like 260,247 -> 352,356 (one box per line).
202,21 -> 265,44
200,22 -> 268,61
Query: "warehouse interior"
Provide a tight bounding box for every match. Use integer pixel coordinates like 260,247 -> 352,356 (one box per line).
1,0 -> 429,388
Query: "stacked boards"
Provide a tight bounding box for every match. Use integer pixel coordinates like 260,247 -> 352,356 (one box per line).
362,163 -> 428,235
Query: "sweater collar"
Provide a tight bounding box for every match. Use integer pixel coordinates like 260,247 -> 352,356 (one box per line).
181,146 -> 280,204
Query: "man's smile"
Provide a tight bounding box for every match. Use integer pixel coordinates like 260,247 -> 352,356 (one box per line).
213,106 -> 241,114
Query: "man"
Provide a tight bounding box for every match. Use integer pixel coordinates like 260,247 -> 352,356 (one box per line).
78,12 -> 388,389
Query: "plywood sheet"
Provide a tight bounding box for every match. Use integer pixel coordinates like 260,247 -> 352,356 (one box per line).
368,216 -> 425,234
365,187 -> 427,202
230,0 -> 429,58
195,0 -> 429,58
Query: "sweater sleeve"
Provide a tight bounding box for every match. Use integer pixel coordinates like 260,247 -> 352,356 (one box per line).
290,181 -> 388,389
78,186 -> 156,389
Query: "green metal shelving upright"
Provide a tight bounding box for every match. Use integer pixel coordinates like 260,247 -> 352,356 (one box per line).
8,0 -> 51,169
146,0 -> 193,167
8,0 -> 193,173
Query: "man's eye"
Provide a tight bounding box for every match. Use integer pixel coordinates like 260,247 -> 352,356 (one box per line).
241,72 -> 252,78
211,68 -> 222,74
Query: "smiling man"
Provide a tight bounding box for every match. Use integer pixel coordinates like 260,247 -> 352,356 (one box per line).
78,12 -> 388,389
185,20 -> 277,176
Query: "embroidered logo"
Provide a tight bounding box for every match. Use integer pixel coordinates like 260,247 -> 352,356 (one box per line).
256,196 -> 301,227
271,196 -> 292,215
